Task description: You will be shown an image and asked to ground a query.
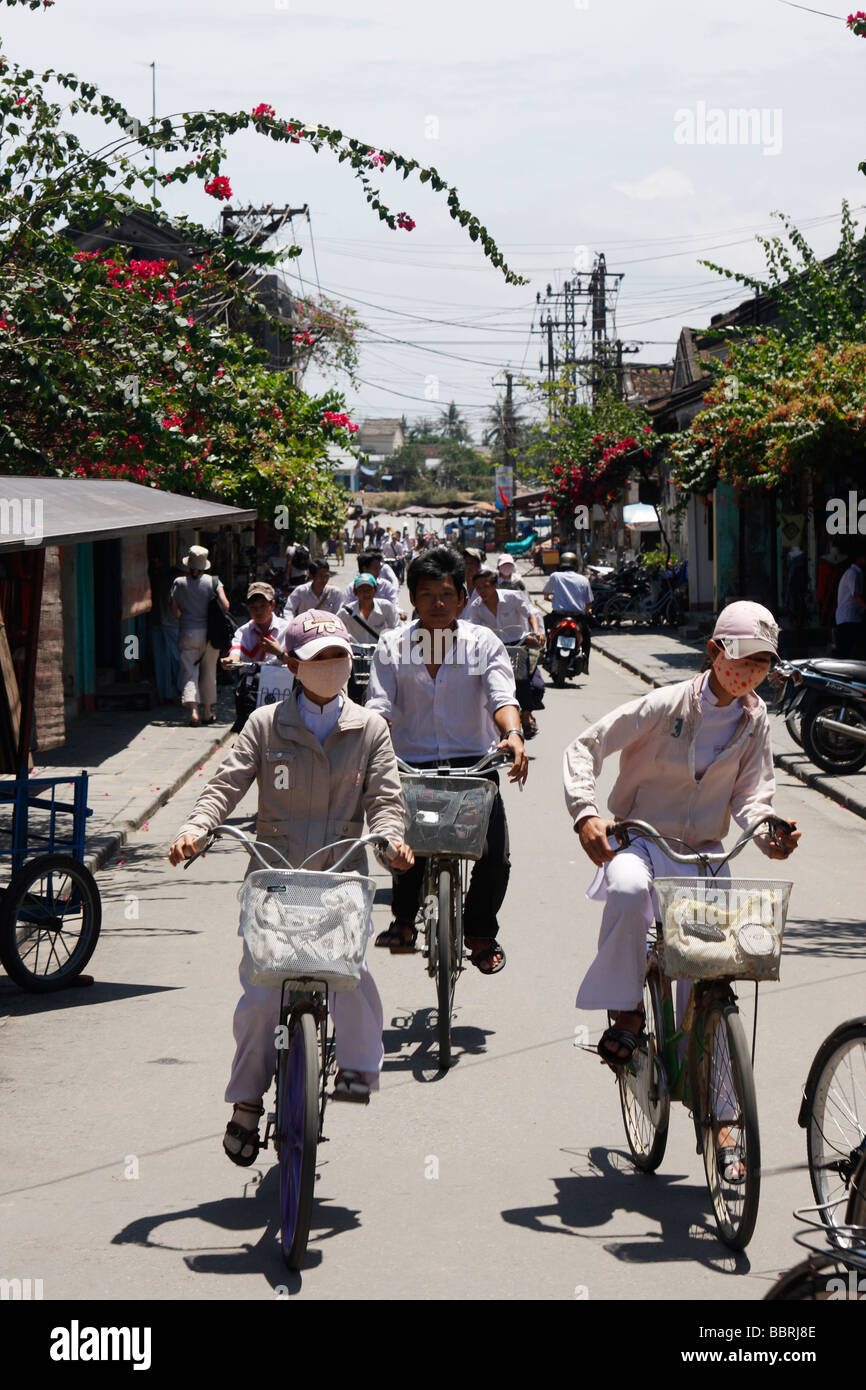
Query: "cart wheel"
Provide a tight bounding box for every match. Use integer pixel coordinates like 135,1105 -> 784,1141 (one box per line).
0,855 -> 101,993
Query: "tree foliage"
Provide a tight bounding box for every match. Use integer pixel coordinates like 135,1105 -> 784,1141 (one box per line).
0,0 -> 523,534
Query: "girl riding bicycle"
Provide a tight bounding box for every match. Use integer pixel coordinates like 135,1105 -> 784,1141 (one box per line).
563,601 -> 801,1178
168,610 -> 413,1165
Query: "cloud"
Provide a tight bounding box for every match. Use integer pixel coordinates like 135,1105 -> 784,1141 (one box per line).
613,166 -> 695,201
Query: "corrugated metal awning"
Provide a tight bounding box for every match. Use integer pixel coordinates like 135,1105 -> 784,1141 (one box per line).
0,478 -> 257,552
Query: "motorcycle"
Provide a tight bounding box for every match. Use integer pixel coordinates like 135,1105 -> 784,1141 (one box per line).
545,613 -> 589,687
348,643 -> 377,705
772,657 -> 866,776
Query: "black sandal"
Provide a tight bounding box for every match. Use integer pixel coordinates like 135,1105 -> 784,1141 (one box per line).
468,940 -> 506,974
223,1102 -> 264,1166
598,1009 -> 645,1068
374,922 -> 418,953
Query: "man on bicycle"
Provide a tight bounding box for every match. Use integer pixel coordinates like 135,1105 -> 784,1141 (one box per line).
563,600 -> 800,1179
542,551 -> 593,672
365,545 -> 528,975
287,560 -> 344,616
168,610 -> 414,1164
221,582 -> 291,669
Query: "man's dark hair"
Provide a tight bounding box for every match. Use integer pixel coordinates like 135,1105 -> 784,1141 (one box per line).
309,559 -> 330,575
407,545 -> 466,602
357,550 -> 381,571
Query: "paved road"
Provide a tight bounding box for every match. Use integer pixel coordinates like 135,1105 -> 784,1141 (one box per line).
2,638 -> 865,1301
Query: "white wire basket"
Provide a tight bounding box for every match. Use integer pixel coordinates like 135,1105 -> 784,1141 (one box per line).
400,775 -> 496,859
653,876 -> 793,981
237,868 -> 376,990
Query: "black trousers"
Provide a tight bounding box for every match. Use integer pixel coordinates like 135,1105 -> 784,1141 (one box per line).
392,762 -> 510,940
835,621 -> 866,659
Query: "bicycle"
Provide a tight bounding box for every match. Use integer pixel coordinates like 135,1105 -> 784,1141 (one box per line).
183,822 -> 392,1271
396,750 -> 512,1069
595,815 -> 794,1250
765,1156 -> 866,1299
798,1013 -> 866,1226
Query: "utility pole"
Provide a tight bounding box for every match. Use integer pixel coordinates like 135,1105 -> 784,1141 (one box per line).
503,371 -> 517,542
534,255 -> 625,407
221,204 -> 309,374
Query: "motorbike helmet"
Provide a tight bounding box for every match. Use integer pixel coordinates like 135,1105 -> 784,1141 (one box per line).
560,551 -> 579,569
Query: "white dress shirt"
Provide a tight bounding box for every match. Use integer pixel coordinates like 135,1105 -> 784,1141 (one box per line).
297,691 -> 344,743
836,563 -> 865,625
542,571 -> 594,613
343,570 -> 399,607
228,614 -> 291,663
693,671 -> 746,779
365,619 -> 517,763
464,590 -> 536,644
339,598 -> 400,644
288,582 -> 344,616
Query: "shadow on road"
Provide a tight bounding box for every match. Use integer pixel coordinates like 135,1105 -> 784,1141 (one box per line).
781,915 -> 866,959
111,1164 -> 360,1293
500,1145 -> 748,1274
0,978 -> 178,1016
382,1005 -> 493,1082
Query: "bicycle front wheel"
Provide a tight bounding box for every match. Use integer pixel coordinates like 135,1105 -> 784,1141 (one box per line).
617,968 -> 670,1172
690,998 -> 760,1250
278,1008 -> 319,1271
0,854 -> 101,992
802,1018 -> 866,1223
436,867 -> 454,1069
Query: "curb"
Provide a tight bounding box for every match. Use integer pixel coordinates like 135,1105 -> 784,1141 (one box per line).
593,637 -> 866,825
82,723 -> 236,878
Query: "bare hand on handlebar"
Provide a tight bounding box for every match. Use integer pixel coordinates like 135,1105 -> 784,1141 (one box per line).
766,819 -> 800,859
384,840 -> 415,872
495,731 -> 529,785
576,815 -> 617,866
168,832 -> 207,866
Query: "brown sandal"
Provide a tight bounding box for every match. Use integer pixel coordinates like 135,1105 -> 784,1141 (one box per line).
374,922 -> 418,953
223,1102 -> 264,1166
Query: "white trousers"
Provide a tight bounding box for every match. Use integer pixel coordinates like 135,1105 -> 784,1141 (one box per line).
224,960 -> 384,1104
179,630 -> 218,707
577,838 -> 736,1121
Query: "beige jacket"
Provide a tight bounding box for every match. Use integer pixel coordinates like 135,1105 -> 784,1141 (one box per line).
175,694 -> 404,874
563,673 -> 776,851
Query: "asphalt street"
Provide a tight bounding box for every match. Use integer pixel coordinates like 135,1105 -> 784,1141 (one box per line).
2,639 -> 865,1301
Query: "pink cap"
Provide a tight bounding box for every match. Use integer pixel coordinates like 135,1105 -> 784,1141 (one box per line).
285,609 -> 354,659
712,601 -> 779,658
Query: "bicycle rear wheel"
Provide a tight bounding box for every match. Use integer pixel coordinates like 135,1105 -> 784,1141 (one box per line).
616,968 -> 670,1172
436,867 -> 453,1068
0,854 -> 101,992
690,998 -> 760,1250
277,1008 -> 319,1271
765,1253 -> 866,1300
802,1019 -> 866,1224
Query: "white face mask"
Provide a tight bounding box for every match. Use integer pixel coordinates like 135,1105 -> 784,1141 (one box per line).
295,655 -> 351,701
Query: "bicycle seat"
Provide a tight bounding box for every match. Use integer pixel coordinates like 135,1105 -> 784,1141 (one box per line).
804,659 -> 866,684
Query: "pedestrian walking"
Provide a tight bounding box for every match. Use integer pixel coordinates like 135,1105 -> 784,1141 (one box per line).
171,545 -> 230,727
833,546 -> 866,658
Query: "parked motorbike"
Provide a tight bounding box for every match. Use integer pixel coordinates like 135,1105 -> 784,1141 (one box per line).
348,643 -> 377,705
545,613 -> 589,687
231,660 -> 263,733
772,657 -> 866,776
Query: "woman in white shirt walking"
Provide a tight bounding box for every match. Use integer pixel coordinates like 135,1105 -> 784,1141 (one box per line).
170,545 -> 230,726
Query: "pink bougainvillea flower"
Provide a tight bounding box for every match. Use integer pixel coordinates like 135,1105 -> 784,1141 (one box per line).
204,175 -> 233,201
395,212 -> 416,231
252,102 -> 276,119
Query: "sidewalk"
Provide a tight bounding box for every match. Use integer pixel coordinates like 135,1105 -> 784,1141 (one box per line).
30,685 -> 236,875
591,627 -> 866,823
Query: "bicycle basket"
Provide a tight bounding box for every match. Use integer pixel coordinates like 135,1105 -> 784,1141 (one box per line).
654,877 -> 792,982
238,868 -> 376,990
506,644 -> 539,681
400,775 -> 497,859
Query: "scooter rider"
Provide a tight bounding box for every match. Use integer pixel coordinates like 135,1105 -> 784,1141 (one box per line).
542,552 -> 593,672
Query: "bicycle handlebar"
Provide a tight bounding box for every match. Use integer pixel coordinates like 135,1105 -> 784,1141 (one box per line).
610,814 -> 795,868
182,823 -> 393,874
395,750 -> 513,776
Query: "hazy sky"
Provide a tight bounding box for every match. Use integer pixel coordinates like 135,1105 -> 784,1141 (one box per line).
3,0 -> 864,436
